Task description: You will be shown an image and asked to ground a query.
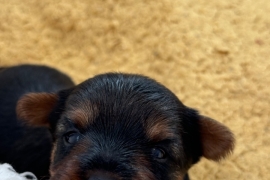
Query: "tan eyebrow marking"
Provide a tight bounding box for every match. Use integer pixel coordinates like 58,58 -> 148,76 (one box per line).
65,100 -> 99,128
146,119 -> 176,141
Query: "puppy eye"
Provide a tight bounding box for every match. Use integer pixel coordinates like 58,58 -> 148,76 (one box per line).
151,148 -> 166,159
64,132 -> 80,145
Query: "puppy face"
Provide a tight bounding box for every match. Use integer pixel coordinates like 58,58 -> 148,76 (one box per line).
17,73 -> 234,180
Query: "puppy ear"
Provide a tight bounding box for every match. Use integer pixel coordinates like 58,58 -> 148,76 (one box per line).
16,93 -> 58,127
199,116 -> 235,161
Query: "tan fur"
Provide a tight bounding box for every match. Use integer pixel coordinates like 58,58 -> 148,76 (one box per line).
65,100 -> 99,128
133,155 -> 155,180
16,93 -> 58,127
50,139 -> 90,180
199,116 -> 235,161
146,120 -> 176,142
50,159 -> 80,180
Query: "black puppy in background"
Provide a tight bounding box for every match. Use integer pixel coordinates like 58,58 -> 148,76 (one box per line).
0,65 -> 74,179
0,65 -> 234,180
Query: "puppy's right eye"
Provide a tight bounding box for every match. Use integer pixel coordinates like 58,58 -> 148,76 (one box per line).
64,132 -> 80,145
151,147 -> 166,160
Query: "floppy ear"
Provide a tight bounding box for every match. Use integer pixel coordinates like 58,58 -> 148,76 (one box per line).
199,116 -> 235,161
16,93 -> 58,127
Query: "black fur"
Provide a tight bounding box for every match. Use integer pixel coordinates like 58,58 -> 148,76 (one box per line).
49,73 -> 198,179
0,65 -> 231,180
0,65 -> 74,179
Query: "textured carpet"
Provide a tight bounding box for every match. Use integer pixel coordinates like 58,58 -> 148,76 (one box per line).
0,0 -> 270,179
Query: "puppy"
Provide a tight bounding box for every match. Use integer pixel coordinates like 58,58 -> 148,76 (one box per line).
1,64 -> 234,180
0,65 -> 74,179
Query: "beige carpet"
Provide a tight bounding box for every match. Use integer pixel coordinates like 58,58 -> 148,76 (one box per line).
0,0 -> 270,179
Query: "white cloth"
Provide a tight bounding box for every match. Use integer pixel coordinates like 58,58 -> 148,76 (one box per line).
0,163 -> 37,180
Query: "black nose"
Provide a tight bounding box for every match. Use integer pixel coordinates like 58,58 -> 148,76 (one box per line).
88,173 -> 118,180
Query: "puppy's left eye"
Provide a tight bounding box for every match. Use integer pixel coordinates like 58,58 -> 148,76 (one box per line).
151,148 -> 166,159
64,132 -> 80,145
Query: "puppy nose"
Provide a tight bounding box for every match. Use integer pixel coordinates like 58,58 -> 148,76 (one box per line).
89,173 -> 117,180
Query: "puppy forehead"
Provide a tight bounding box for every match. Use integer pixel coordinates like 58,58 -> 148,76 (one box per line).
63,100 -> 179,143
62,74 -> 181,137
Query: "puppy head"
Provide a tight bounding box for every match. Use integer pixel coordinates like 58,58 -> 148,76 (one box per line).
17,73 -> 234,180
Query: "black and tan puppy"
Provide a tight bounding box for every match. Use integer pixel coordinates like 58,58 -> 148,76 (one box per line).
1,64 -> 234,180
